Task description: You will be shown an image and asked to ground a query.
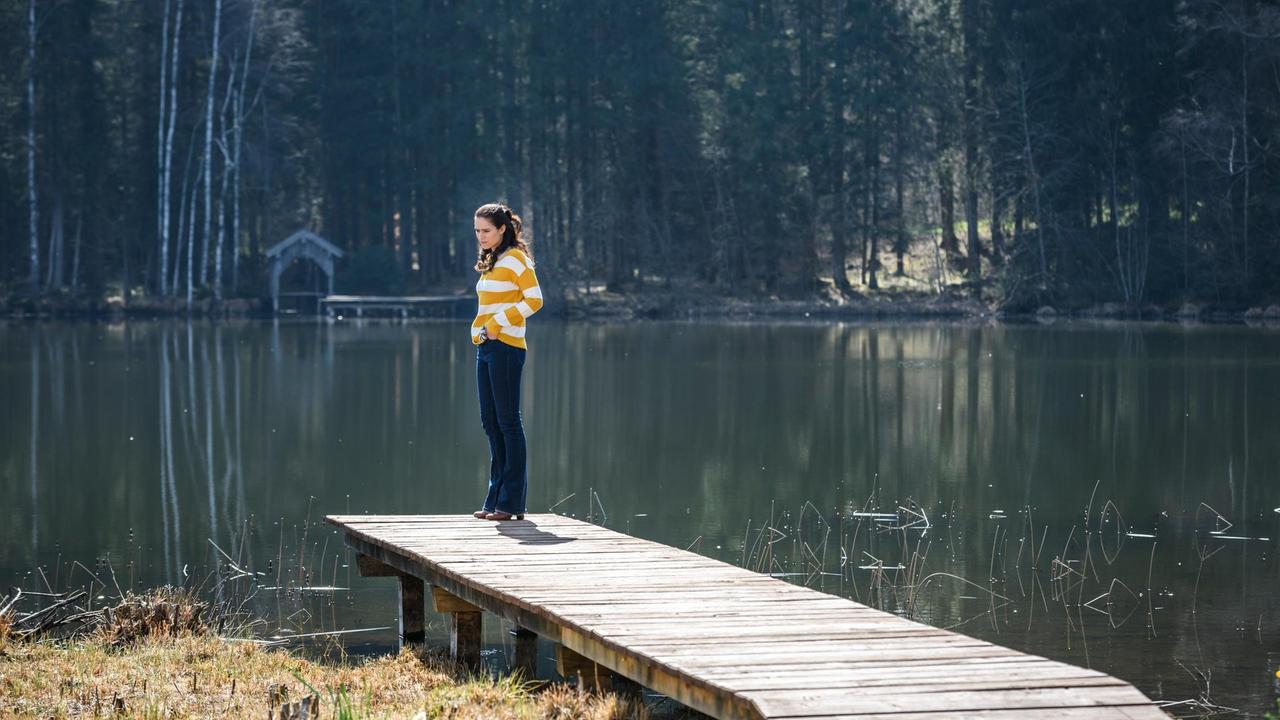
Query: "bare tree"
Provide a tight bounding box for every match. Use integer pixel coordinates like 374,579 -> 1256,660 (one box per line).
231,0 -> 260,295
961,0 -> 982,280
165,0 -> 187,298
202,0 -> 224,298
186,153 -> 204,304
70,211 -> 82,295
27,0 -> 39,296
214,45 -> 238,304
174,119 -> 201,295
1240,30 -> 1249,291
45,193 -> 62,289
1014,60 -> 1047,281
1103,119 -> 1148,303
1202,4 -> 1268,293
29,334 -> 40,546
157,0 -> 172,296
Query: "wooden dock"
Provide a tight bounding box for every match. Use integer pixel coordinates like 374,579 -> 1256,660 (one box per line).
326,514 -> 1166,720
319,294 -> 471,318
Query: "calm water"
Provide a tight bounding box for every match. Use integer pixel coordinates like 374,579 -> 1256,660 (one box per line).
3,319 -> 1278,715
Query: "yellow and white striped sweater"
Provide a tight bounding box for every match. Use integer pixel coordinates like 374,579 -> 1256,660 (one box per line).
471,248 -> 543,349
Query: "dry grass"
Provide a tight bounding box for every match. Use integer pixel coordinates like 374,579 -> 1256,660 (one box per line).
97,587 -> 210,647
424,675 -> 648,720
0,606 -> 11,653
0,634 -> 648,719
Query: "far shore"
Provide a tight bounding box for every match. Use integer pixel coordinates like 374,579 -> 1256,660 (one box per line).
2,288 -> 1279,326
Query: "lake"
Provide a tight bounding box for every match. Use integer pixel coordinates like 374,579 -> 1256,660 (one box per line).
3,318 -> 1278,716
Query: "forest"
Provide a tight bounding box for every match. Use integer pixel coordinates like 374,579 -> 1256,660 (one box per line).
1,0 -> 1278,310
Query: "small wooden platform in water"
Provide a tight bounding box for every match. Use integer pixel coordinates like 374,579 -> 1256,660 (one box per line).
319,294 -> 470,318
326,514 -> 1165,720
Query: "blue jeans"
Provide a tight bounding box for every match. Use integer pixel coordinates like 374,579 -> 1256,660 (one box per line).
477,340 -> 527,514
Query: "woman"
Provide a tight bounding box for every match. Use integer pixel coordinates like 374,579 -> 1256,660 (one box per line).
470,202 -> 543,521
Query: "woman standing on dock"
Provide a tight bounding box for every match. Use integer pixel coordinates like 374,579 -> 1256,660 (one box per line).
470,202 -> 543,521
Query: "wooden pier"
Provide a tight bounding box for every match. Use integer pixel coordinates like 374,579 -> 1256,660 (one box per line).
319,294 -> 471,318
326,514 -> 1166,720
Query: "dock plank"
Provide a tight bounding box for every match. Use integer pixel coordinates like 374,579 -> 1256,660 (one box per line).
327,514 -> 1165,720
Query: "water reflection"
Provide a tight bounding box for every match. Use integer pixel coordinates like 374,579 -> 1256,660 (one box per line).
1,319 -> 1277,715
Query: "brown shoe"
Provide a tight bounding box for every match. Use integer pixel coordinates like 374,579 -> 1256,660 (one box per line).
484,511 -> 525,521
473,510 -> 491,519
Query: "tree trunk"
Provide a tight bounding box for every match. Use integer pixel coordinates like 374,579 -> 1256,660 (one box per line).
201,0 -> 223,294
414,144 -> 431,283
187,155 -> 203,306
27,0 -> 39,296
157,0 -> 171,296
961,0 -> 981,281
963,163 -> 981,279
70,211 -> 82,294
867,127 -> 880,290
1110,133 -> 1128,302
1013,191 -> 1024,251
174,183 -> 186,297
830,0 -> 852,294
832,203 -> 850,292
231,136 -> 241,296
175,120 -> 199,296
1240,28 -> 1250,293
939,162 -> 959,255
1180,138 -> 1189,295
391,0 -> 414,282
989,169 -> 1006,265
232,0 -> 258,297
46,192 -> 63,289
122,228 -> 130,306
893,113 -> 907,277
166,0 -> 186,298
215,153 -> 230,303
1016,64 -> 1046,280
260,97 -> 272,261
214,46 -> 236,303
859,169 -> 870,287
53,194 -> 64,288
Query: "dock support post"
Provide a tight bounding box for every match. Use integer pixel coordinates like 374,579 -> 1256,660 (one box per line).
512,627 -> 538,678
431,586 -> 482,669
398,575 -> 425,647
355,554 -> 424,651
450,611 -> 482,669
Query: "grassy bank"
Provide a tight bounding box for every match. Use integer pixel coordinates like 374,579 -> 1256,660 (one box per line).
0,634 -> 647,719
0,588 -> 645,719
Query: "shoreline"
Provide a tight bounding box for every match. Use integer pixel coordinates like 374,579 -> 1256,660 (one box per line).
0,633 -> 643,719
2,289 -> 1279,326
0,586 -> 643,719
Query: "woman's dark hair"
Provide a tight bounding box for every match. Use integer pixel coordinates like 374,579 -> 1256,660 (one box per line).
474,202 -> 533,273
